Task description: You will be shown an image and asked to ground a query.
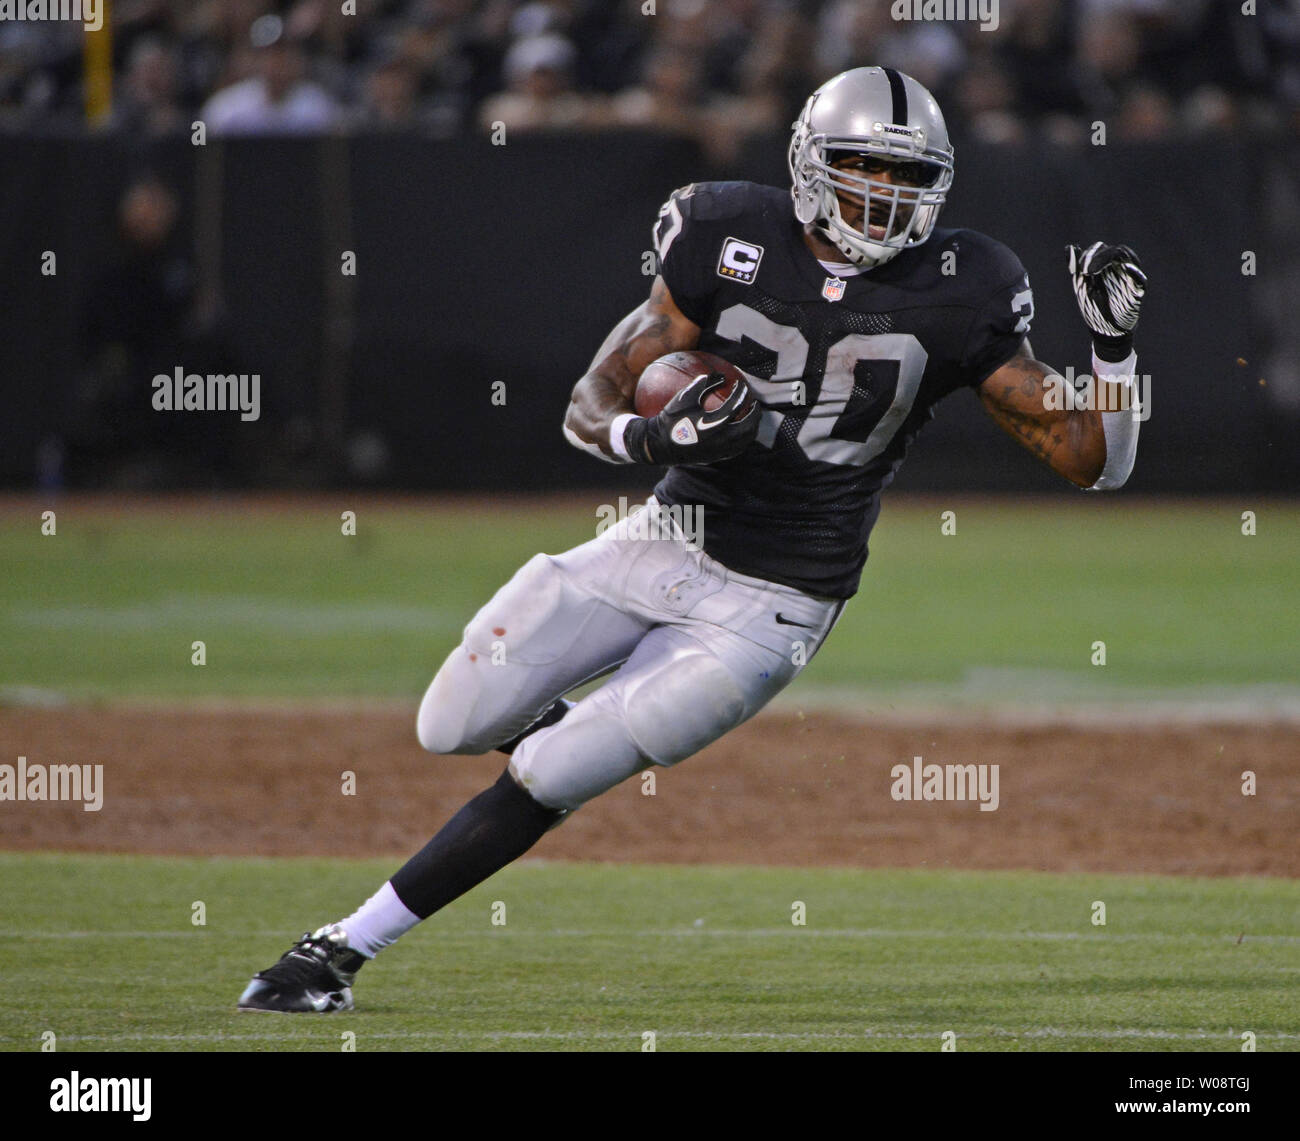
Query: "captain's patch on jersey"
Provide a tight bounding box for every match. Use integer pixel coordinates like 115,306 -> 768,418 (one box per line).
717,237 -> 764,284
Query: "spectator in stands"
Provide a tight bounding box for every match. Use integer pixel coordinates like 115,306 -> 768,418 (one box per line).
1070,9 -> 1145,122
355,56 -> 419,129
1181,84 -> 1240,135
1117,82 -> 1177,139
110,37 -> 187,137
201,14 -> 340,135
476,31 -> 606,132
608,45 -> 708,134
0,15 -> 80,125
353,55 -> 446,132
702,6 -> 810,166
813,0 -> 897,80
0,0 -> 1292,141
73,177 -> 240,486
952,52 -> 1026,143
996,0 -> 1082,126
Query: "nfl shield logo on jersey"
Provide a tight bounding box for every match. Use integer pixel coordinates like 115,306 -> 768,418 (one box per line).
822,276 -> 846,302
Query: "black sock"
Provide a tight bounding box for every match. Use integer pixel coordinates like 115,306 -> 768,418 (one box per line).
389,769 -> 565,920
496,698 -> 572,755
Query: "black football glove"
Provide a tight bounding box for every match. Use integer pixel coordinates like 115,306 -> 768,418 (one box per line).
1067,241 -> 1147,362
623,370 -> 760,466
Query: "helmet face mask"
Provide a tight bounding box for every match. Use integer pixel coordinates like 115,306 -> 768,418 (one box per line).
789,68 -> 955,268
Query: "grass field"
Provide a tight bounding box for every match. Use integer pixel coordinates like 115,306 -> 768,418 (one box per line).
2,854 -> 1296,1053
1,495 -> 1298,701
2,494 -> 1297,1054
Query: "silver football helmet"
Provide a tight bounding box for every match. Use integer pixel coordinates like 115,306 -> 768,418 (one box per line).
789,67 -> 954,268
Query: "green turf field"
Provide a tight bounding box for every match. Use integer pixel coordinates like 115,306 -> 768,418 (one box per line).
2,497 -> 1296,1054
1,854 -> 1295,1053
1,496 -> 1297,701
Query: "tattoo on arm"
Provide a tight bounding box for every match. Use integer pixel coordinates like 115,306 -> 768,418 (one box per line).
591,313 -> 673,404
980,352 -> 1101,481
566,277 -> 700,450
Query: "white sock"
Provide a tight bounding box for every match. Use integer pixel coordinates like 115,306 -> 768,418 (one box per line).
338,881 -> 421,959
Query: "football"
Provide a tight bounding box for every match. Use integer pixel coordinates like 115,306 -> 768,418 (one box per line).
634,351 -> 754,419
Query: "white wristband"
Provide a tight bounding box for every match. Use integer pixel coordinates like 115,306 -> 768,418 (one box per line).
1091,347 -> 1138,392
1086,349 -> 1140,491
609,413 -> 639,462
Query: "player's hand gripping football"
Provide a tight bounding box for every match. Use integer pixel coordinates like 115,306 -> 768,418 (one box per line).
1067,241 -> 1147,362
625,371 -> 760,466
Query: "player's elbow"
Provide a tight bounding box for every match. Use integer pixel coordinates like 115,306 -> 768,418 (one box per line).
1067,417 -> 1112,489
1072,456 -> 1107,489
563,376 -> 597,436
1084,469 -> 1131,492
563,399 -> 618,463
1083,412 -> 1140,491
1082,451 -> 1136,491
562,399 -> 591,448
561,419 -> 588,453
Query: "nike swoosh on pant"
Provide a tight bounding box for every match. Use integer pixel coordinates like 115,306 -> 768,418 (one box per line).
774,613 -> 814,629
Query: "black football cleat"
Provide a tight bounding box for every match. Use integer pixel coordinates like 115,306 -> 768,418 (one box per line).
237,925 -> 365,1013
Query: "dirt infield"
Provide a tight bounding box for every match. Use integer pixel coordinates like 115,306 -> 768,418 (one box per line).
1,705 -> 1295,876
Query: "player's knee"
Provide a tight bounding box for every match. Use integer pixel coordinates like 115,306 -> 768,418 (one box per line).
418,643 -> 563,755
623,649 -> 746,766
416,682 -> 467,754
415,653 -> 490,754
417,711 -> 474,755
508,698 -> 643,811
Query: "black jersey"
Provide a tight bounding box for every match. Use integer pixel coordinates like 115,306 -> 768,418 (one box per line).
650,180 -> 1033,599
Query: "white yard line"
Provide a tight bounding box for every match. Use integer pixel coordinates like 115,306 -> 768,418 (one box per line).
5,928 -> 1298,944
5,1027 -> 1297,1046
7,686 -> 1300,724
4,598 -> 460,636
771,682 -> 1300,726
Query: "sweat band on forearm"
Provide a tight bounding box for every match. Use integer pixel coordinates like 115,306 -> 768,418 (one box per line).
1086,348 -> 1140,491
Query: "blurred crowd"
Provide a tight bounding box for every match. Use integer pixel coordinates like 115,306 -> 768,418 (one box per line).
2,0 -> 1297,157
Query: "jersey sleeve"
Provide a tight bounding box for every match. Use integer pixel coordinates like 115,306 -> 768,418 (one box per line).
652,184 -> 716,327
959,248 -> 1035,386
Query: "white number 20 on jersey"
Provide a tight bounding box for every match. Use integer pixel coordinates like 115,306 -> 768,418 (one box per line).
715,303 -> 929,468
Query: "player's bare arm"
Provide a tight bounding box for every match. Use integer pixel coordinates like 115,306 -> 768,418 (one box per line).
563,274 -> 699,457
981,241 -> 1147,491
977,344 -> 1107,488
564,272 -> 758,466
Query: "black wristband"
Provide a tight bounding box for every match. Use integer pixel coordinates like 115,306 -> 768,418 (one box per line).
620,416 -> 658,464
1092,332 -> 1134,363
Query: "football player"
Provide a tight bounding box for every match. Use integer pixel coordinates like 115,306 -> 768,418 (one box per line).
239,67 -> 1145,1013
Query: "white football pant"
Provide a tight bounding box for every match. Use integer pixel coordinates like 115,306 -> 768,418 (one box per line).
417,498 -> 843,811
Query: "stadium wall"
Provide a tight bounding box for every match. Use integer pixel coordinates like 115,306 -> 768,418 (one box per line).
1,132 -> 1293,492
